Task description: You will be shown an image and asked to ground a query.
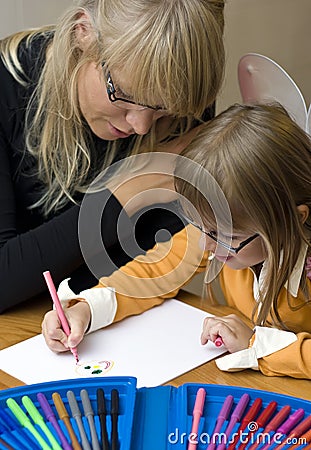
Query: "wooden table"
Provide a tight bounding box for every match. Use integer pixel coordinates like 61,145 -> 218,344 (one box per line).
0,291 -> 310,401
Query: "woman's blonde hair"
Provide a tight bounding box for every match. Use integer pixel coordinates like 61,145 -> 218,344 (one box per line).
0,0 -> 225,215
175,103 -> 311,328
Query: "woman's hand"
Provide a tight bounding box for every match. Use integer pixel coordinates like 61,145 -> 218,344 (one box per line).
201,314 -> 254,353
42,300 -> 91,353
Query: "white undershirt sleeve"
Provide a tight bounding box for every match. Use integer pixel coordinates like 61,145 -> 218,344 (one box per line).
215,326 -> 297,372
57,278 -> 117,334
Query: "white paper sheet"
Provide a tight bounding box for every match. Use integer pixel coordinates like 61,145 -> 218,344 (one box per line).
0,300 -> 226,387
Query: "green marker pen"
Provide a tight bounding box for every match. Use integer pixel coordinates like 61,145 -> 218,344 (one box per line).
6,398 -> 52,450
22,396 -> 62,450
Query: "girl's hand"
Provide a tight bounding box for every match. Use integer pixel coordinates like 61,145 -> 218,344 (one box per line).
201,314 -> 254,353
41,301 -> 91,353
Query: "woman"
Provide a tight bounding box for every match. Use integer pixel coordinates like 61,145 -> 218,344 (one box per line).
0,0 -> 225,311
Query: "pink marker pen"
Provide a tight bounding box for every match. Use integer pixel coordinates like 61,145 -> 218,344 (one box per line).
43,270 -> 79,363
214,336 -> 224,347
188,388 -> 206,450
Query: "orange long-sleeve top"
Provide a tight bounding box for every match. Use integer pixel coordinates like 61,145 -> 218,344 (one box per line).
89,225 -> 311,379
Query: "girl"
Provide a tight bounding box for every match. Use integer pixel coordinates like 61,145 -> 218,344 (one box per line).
175,102 -> 311,378
43,103 -> 311,379
0,0 -> 225,311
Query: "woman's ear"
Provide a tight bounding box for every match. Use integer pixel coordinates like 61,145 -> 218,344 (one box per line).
75,12 -> 94,51
297,204 -> 309,224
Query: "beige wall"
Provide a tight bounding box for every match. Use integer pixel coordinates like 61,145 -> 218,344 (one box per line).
0,0 -> 72,38
217,0 -> 311,112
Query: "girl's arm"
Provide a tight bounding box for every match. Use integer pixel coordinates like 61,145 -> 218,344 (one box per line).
258,332 -> 311,379
213,267 -> 311,379
42,225 -> 207,352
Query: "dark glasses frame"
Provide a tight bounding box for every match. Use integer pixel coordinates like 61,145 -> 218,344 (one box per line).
186,218 -> 259,254
103,66 -> 163,111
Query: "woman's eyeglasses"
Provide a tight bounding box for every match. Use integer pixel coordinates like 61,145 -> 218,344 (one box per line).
104,66 -> 165,112
186,218 -> 259,254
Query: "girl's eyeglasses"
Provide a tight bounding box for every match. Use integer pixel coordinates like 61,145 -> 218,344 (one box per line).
103,66 -> 166,112
186,218 -> 259,254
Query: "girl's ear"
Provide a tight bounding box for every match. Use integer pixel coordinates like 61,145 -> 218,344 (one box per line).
297,204 -> 309,224
75,12 -> 94,51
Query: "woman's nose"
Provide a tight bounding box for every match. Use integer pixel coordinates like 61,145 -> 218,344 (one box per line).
125,109 -> 156,135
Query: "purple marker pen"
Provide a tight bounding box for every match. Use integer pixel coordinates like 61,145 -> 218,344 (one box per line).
37,393 -> 73,450
269,408 -> 305,448
276,408 -> 305,436
207,395 -> 234,450
217,393 -> 250,450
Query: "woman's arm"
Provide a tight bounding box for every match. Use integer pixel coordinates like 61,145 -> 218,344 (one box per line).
0,127 -> 133,311
0,125 -> 201,311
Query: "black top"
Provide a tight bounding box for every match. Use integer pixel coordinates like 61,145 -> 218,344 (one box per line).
0,32 -> 214,312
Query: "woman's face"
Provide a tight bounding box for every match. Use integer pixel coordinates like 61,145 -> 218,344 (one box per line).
77,62 -> 168,140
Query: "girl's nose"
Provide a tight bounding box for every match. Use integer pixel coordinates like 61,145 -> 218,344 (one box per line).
125,109 -> 156,135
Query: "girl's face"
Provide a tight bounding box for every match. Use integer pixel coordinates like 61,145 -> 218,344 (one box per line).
77,62 -> 168,140
202,229 -> 267,270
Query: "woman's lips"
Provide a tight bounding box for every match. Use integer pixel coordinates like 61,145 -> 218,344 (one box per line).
108,122 -> 132,138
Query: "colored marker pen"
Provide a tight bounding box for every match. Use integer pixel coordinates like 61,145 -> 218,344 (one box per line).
273,412 -> 310,450
52,392 -> 82,450
0,419 -> 23,450
6,398 -> 52,450
80,390 -> 100,450
238,401 -> 278,450
22,395 -> 62,450
227,397 -> 263,450
97,389 -> 109,450
260,408 -> 305,450
66,391 -> 90,450
207,395 -> 234,450
250,405 -> 291,450
214,336 -> 224,347
43,271 -> 79,363
188,388 -> 206,450
0,408 -> 39,450
217,393 -> 250,450
286,427 -> 311,450
37,393 -> 73,450
111,389 -> 120,450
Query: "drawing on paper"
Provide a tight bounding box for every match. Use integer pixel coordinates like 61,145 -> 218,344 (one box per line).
75,359 -> 114,376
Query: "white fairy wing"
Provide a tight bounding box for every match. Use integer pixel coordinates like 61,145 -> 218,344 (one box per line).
238,53 -> 308,132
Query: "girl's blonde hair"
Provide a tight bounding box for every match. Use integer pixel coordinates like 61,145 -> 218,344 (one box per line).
0,0 -> 225,215
175,103 -> 311,328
